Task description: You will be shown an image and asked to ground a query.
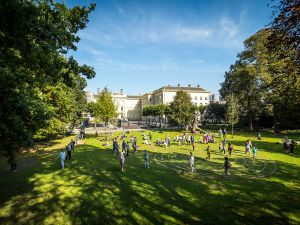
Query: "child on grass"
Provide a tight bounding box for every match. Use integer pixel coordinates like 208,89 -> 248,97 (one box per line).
228,143 -> 233,157
206,146 -> 211,160
119,151 -> 125,172
189,152 -> 195,173
224,157 -> 231,176
59,149 -> 65,169
144,150 -> 150,168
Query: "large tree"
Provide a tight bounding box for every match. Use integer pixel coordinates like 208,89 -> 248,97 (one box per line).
220,62 -> 262,130
269,0 -> 300,65
0,0 -> 96,170
168,90 -> 195,129
226,94 -> 240,138
94,88 -> 118,129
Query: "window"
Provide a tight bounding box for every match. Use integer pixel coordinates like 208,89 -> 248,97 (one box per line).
200,97 -> 202,100
205,97 -> 208,100
194,96 -> 197,100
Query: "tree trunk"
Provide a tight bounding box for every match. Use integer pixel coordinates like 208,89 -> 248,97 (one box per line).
249,112 -> 253,131
231,122 -> 234,139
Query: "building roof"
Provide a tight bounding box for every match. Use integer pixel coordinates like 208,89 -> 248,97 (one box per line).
127,95 -> 141,99
152,85 -> 210,94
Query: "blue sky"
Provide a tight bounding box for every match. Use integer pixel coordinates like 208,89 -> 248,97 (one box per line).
67,0 -> 276,95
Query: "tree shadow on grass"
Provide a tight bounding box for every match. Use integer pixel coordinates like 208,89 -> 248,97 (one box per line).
0,144 -> 300,225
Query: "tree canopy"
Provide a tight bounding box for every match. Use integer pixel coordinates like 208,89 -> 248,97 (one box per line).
94,88 -> 118,127
168,90 -> 195,128
0,0 -> 96,168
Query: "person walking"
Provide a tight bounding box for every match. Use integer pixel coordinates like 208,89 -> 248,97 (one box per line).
228,143 -> 233,157
66,144 -> 72,160
189,152 -> 195,173
206,146 -> 211,160
70,139 -> 75,151
119,151 -> 125,172
144,150 -> 150,168
59,149 -> 66,169
224,157 -> 231,176
191,135 -> 195,151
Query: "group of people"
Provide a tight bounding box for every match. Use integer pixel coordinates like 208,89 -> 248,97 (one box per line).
245,139 -> 257,158
282,137 -> 296,154
173,133 -> 196,150
59,139 -> 76,169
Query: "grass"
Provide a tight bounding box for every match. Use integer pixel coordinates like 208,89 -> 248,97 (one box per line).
0,130 -> 300,225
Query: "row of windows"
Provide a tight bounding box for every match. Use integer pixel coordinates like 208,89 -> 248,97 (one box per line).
194,96 -> 208,100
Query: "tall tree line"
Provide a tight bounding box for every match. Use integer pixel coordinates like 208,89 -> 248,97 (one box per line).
220,0 -> 300,130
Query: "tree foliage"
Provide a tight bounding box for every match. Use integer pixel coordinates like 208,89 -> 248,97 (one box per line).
94,88 -> 118,127
226,94 -> 240,138
168,90 -> 195,128
0,0 -> 96,168
269,0 -> 300,65
220,27 -> 300,129
203,103 -> 225,123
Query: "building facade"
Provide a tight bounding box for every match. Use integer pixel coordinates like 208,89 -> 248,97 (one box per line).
86,85 -> 211,121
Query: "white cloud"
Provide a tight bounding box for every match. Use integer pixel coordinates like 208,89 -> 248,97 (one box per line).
174,25 -> 212,42
79,12 -> 246,50
219,17 -> 239,38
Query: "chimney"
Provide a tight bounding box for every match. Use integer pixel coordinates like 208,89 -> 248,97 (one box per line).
178,83 -> 180,87
120,89 -> 123,94
188,84 -> 191,87
197,85 -> 200,87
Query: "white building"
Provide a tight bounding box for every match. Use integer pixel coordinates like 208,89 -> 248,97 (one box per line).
86,85 -> 212,121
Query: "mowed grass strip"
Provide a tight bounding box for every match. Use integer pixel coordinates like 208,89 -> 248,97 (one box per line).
0,130 -> 300,225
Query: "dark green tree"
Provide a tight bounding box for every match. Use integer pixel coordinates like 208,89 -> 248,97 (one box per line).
0,0 -> 96,170
94,88 -> 118,129
168,90 -> 194,129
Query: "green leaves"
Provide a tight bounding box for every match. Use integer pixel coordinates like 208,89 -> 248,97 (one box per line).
168,90 -> 195,127
0,0 -> 96,166
94,88 -> 118,126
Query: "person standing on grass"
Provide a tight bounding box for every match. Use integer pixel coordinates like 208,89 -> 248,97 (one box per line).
228,143 -> 233,157
189,152 -> 195,173
191,134 -> 195,151
126,142 -> 130,156
187,135 -> 191,145
218,128 -> 223,140
132,138 -> 137,154
149,132 -> 152,142
144,150 -> 150,168
70,139 -> 75,151
224,157 -> 231,176
59,149 -> 66,169
252,144 -> 257,158
245,139 -> 252,154
113,138 -> 119,155
223,128 -> 227,139
206,146 -> 211,160
119,151 -> 125,172
66,144 -> 72,160
122,140 -> 126,152
222,139 -> 226,154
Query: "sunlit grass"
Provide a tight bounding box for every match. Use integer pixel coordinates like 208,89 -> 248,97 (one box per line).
0,130 -> 299,225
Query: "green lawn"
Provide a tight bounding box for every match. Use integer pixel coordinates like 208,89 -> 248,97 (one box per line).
0,130 -> 300,225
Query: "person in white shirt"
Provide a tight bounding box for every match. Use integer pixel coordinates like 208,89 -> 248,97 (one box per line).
59,149 -> 65,169
189,152 -> 195,173
119,151 -> 125,172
